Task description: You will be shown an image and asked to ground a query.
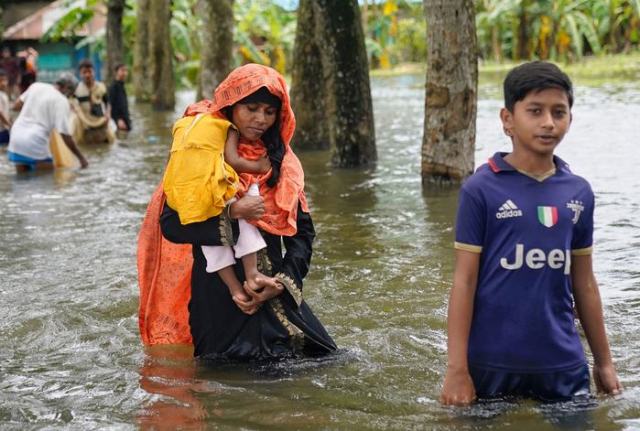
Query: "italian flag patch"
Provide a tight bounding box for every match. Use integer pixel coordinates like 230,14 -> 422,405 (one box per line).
537,206 -> 558,227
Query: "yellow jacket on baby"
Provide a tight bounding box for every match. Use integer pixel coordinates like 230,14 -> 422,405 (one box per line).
163,114 -> 239,224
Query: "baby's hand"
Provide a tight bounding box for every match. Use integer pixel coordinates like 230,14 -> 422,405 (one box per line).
256,155 -> 271,174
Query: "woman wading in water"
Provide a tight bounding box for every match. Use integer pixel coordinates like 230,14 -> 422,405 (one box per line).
138,64 -> 336,360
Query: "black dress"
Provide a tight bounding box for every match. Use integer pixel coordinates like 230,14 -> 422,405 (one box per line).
160,201 -> 337,360
107,80 -> 131,130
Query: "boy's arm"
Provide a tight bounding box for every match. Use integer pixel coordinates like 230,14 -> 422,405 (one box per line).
572,254 -> 622,395
440,249 -> 480,406
223,128 -> 271,174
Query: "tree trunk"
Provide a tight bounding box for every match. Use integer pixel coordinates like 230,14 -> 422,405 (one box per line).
133,0 -> 151,102
148,0 -> 175,110
422,0 -> 477,183
311,0 -> 376,167
106,0 -> 125,85
516,0 -> 529,60
196,0 -> 234,101
491,27 -> 501,61
290,0 -> 329,150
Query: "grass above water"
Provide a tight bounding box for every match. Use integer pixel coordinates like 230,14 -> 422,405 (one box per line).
370,52 -> 640,86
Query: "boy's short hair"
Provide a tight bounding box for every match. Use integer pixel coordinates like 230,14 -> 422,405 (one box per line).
114,63 -> 126,72
78,59 -> 94,71
0,68 -> 7,78
503,61 -> 573,112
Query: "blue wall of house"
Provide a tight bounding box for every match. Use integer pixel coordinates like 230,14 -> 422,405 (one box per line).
1,40 -> 103,83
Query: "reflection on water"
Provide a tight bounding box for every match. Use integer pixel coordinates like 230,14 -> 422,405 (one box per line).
137,345 -> 211,430
0,78 -> 639,429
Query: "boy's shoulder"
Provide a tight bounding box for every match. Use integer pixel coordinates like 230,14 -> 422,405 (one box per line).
554,155 -> 594,195
459,159 -> 495,195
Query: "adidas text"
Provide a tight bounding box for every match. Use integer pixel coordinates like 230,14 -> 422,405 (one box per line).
496,209 -> 523,219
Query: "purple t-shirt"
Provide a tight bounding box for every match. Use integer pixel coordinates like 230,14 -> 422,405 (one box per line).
455,152 -> 593,372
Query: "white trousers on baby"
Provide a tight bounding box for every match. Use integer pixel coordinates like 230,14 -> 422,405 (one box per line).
202,183 -> 264,273
202,218 -> 266,273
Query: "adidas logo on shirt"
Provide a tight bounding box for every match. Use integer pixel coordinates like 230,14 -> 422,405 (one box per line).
496,199 -> 523,219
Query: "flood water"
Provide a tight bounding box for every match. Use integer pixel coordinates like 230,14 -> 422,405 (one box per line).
1,75 -> 639,430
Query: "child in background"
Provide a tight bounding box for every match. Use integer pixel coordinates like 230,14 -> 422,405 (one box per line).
440,61 -> 622,405
0,69 -> 12,145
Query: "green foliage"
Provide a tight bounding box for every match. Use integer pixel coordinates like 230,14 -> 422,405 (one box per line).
41,0 -> 99,43
36,0 -> 640,84
363,0 -> 427,68
234,0 -> 297,73
474,0 -> 640,62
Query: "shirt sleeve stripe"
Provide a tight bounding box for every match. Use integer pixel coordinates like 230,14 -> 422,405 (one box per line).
571,247 -> 592,256
454,242 -> 482,253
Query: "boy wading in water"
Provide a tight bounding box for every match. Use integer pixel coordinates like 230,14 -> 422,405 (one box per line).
440,61 -> 622,405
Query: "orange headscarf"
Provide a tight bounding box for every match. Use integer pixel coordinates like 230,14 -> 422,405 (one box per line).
184,63 -> 308,235
137,64 -> 308,345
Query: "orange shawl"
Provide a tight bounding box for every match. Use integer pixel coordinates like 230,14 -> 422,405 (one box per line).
138,64 -> 307,345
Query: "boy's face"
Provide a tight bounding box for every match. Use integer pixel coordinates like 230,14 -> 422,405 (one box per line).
0,76 -> 7,91
500,88 -> 572,157
116,66 -> 128,81
80,66 -> 94,85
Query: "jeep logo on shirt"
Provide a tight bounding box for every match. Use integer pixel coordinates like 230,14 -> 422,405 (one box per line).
500,244 -> 571,275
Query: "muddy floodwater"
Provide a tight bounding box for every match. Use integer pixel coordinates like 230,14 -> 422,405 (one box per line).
1,75 -> 639,430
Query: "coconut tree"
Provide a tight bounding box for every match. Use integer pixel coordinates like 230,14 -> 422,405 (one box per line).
105,0 -> 125,84
290,0 -> 329,150
148,0 -> 175,110
422,0 -> 477,183
302,0 -> 376,167
196,0 -> 234,100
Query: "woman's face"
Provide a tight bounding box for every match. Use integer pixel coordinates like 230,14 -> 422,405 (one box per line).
231,102 -> 278,142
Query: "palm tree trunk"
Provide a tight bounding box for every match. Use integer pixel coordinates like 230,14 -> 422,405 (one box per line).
106,0 -> 125,85
516,0 -> 529,60
290,0 -> 329,150
148,0 -> 175,110
491,27 -> 502,61
422,0 -> 477,183
196,0 -> 234,101
133,0 -> 151,102
311,0 -> 376,167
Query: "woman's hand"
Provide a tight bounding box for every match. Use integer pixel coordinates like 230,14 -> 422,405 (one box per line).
231,295 -> 261,315
229,195 -> 264,220
231,277 -> 284,315
244,277 -> 284,303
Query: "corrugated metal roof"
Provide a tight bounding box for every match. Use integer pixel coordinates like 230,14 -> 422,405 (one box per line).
3,0 -> 106,41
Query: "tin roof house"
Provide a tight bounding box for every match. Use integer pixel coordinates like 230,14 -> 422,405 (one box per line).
2,0 -> 106,82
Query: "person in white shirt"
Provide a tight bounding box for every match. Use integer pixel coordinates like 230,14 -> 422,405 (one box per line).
7,72 -> 88,172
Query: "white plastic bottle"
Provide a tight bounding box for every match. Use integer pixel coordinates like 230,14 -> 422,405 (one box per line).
247,183 -> 260,197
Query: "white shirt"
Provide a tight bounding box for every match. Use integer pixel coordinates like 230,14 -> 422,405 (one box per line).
8,82 -> 72,160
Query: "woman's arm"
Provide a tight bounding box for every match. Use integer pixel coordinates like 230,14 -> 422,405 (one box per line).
273,204 -> 316,306
572,254 -> 622,395
160,201 -> 235,246
160,193 -> 266,245
440,249 -> 480,406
